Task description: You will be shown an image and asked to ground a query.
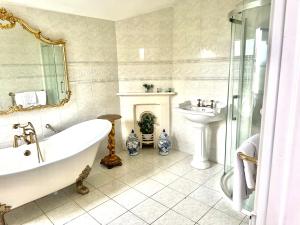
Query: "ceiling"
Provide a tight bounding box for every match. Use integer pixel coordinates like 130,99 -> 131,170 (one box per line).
0,0 -> 176,21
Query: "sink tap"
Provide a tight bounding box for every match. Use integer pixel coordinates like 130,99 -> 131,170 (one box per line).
210,100 -> 215,109
197,99 -> 202,107
12,122 -> 44,163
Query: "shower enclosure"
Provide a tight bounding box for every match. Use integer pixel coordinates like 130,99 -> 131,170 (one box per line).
221,0 -> 271,213
41,43 -> 66,104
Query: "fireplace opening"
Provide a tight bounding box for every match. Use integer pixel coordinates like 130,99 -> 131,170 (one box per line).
137,111 -> 156,148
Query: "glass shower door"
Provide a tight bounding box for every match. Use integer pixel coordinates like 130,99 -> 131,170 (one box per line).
222,2 -> 271,213
41,44 -> 66,104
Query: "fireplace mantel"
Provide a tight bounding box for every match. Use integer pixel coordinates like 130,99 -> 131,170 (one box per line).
117,92 -> 176,150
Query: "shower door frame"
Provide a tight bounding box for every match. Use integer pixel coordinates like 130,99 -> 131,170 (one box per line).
254,0 -> 287,224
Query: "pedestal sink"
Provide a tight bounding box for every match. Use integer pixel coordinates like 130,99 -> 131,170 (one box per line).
176,105 -> 226,169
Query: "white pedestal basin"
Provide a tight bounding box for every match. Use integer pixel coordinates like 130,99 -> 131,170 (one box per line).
176,106 -> 225,169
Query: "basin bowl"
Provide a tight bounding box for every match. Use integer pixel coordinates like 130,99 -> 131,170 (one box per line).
176,105 -> 226,169
176,106 -> 225,124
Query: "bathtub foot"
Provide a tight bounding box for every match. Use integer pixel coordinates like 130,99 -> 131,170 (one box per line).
76,165 -> 92,195
0,203 -> 11,225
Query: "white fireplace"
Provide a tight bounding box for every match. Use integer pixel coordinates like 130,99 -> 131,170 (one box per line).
117,92 -> 176,150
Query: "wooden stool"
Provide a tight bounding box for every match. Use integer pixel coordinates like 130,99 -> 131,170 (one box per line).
97,114 -> 122,169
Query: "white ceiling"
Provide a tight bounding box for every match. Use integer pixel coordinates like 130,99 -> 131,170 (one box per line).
1,0 -> 176,21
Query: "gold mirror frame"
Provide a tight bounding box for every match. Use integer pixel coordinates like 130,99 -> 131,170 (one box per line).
0,7 -> 71,115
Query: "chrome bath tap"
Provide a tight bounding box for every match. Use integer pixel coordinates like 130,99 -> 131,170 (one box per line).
12,122 -> 45,163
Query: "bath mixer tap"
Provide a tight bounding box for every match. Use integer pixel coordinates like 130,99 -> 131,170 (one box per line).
13,135 -> 22,148
12,122 -> 45,163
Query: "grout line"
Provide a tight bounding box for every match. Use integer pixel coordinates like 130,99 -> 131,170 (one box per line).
27,201 -> 54,225
195,207 -> 215,224
18,150 -> 231,225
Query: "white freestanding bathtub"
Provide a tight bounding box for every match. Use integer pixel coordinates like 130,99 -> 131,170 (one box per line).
0,119 -> 111,210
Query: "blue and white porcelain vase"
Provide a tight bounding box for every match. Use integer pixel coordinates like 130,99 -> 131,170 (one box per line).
158,129 -> 171,156
126,129 -> 140,156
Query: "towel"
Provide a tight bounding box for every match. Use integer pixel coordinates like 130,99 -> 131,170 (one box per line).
233,133 -> 260,211
15,91 -> 37,108
35,90 -> 47,105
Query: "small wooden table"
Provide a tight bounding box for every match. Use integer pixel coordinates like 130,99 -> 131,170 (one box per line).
97,114 -> 122,169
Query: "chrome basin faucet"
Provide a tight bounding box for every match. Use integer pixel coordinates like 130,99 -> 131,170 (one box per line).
12,122 -> 45,163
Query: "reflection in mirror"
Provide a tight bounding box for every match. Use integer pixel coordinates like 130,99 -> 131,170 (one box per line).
0,7 -> 70,114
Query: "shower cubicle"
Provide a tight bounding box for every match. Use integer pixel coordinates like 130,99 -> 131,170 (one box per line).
221,0 -> 271,213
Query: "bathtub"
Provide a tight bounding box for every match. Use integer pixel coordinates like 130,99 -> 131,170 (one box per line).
0,119 -> 111,210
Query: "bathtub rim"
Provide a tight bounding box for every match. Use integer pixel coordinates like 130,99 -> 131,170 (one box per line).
0,119 -> 111,177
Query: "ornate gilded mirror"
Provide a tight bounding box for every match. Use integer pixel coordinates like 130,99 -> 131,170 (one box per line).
0,7 -> 71,115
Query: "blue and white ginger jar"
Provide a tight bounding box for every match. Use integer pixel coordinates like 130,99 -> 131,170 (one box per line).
158,129 -> 171,156
126,129 -> 140,156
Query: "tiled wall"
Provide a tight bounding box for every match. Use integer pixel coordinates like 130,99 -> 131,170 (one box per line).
0,4 -> 121,154
115,0 -> 238,163
1,1 -> 239,164
115,8 -> 173,93
171,0 -> 239,163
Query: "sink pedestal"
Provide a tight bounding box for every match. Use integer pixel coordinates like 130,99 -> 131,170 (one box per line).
176,105 -> 225,170
190,123 -> 210,169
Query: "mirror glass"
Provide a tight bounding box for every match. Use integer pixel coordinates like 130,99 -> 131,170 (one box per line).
0,9 -> 70,114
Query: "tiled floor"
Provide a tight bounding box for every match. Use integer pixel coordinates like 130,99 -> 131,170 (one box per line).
5,149 -> 248,225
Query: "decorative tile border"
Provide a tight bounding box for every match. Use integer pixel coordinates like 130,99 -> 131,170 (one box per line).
118,57 -> 230,65
70,78 -> 118,84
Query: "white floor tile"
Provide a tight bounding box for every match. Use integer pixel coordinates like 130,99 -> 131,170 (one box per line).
46,201 -> 85,225
113,188 -> 147,209
5,202 -> 43,225
166,160 -> 193,176
190,186 -> 222,206
197,208 -> 241,225
89,200 -> 127,225
101,165 -> 133,178
168,177 -> 200,195
9,150 -> 230,225
183,169 -> 212,184
214,199 -> 246,221
134,178 -> 165,196
98,180 -> 130,198
151,171 -> 179,185
152,210 -> 194,225
73,189 -> 109,211
22,214 -> 53,225
204,172 -> 223,192
108,211 -> 147,225
152,187 -> 185,208
173,197 -> 210,222
36,191 -> 71,212
86,172 -> 114,188
119,171 -> 148,186
131,198 -> 168,224
65,213 -> 99,225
